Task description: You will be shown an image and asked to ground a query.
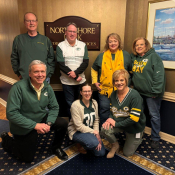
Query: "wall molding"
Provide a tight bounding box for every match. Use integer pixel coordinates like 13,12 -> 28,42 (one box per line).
0,98 -> 7,107
0,74 -> 175,103
144,126 -> 175,144
0,74 -> 17,85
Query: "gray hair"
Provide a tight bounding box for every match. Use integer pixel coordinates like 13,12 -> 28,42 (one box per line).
66,22 -> 77,31
29,60 -> 47,72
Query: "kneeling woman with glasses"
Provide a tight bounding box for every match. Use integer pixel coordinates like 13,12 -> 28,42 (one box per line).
68,83 -> 105,156
101,69 -> 146,158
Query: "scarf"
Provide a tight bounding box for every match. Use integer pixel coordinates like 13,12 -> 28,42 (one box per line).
99,49 -> 124,97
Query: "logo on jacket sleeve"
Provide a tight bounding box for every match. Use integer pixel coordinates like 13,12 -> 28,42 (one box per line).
44,92 -> 48,96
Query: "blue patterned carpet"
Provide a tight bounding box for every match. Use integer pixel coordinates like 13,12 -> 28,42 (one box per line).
0,118 -> 175,175
47,153 -> 153,175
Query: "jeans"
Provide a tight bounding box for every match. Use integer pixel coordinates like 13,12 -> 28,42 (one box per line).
142,95 -> 162,141
62,84 -> 81,119
45,77 -> 50,84
98,93 -> 110,128
73,131 -> 106,156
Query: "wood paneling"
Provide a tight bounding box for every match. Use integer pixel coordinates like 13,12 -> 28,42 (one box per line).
124,0 -> 175,93
0,0 -> 20,80
17,0 -> 127,84
0,104 -> 7,120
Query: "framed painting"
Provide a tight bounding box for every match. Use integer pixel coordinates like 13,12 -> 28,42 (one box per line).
146,0 -> 175,69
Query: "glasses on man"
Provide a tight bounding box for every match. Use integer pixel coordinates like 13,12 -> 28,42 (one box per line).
67,30 -> 77,34
25,20 -> 37,23
82,90 -> 92,94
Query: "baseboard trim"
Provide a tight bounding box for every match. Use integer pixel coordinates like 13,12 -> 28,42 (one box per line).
0,98 -> 7,107
144,126 -> 175,144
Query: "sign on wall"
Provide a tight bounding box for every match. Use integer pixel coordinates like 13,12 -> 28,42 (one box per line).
44,16 -> 101,51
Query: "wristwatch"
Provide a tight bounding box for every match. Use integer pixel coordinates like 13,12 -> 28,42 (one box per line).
47,122 -> 53,126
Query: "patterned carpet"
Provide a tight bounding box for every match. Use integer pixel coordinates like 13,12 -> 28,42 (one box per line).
0,102 -> 175,175
1,127 -> 175,175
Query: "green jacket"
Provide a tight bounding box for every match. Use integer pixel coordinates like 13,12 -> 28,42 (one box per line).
92,50 -> 132,85
131,48 -> 165,97
6,78 -> 59,135
110,88 -> 146,134
11,32 -> 55,79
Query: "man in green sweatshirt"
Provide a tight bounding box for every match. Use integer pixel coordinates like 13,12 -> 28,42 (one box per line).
11,12 -> 55,82
1,60 -> 68,162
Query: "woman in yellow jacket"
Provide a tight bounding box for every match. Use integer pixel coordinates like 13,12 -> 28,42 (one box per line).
91,33 -> 131,127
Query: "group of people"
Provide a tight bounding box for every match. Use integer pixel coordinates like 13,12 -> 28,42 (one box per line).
0,12 -> 165,163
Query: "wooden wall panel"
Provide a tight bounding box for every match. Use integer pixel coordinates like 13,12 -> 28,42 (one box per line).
0,0 -> 20,80
124,0 -> 175,93
17,0 -> 127,84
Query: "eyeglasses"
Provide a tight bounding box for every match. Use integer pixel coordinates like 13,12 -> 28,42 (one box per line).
82,90 -> 92,93
25,20 -> 37,23
67,30 -> 77,34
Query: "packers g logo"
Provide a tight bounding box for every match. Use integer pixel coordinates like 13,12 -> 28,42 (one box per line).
44,92 -> 48,96
123,106 -> 129,111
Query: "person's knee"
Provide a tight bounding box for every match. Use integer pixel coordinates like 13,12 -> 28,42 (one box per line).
84,137 -> 99,149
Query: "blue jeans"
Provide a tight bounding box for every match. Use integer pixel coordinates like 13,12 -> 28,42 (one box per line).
73,132 -> 106,156
62,84 -> 81,119
98,93 -> 110,128
45,77 -> 50,84
142,95 -> 162,141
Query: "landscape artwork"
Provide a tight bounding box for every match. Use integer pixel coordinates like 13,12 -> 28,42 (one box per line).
153,7 -> 175,61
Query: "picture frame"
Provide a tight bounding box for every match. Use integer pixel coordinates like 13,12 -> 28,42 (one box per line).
146,0 -> 175,69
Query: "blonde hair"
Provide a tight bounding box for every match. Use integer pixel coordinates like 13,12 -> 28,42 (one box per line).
104,33 -> 123,51
132,37 -> 151,55
112,69 -> 129,86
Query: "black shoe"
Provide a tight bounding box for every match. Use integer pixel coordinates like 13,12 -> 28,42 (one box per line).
151,140 -> 159,149
1,132 -> 10,152
54,148 -> 68,161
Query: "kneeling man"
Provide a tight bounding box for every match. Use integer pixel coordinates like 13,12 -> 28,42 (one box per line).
1,60 -> 68,162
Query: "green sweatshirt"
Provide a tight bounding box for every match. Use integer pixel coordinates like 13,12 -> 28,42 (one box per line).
110,88 -> 146,134
11,32 -> 55,79
131,48 -> 165,98
6,78 -> 59,135
92,50 -> 132,85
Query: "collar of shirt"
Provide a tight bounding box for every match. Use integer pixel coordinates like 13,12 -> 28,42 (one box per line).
65,38 -> 78,47
31,83 -> 44,100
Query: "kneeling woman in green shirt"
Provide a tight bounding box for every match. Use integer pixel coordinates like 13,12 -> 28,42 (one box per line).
101,69 -> 146,158
68,83 -> 105,156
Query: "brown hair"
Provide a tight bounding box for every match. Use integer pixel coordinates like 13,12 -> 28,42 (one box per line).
132,37 -> 151,55
66,22 -> 77,31
104,33 -> 123,51
112,69 -> 129,86
79,83 -> 96,109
